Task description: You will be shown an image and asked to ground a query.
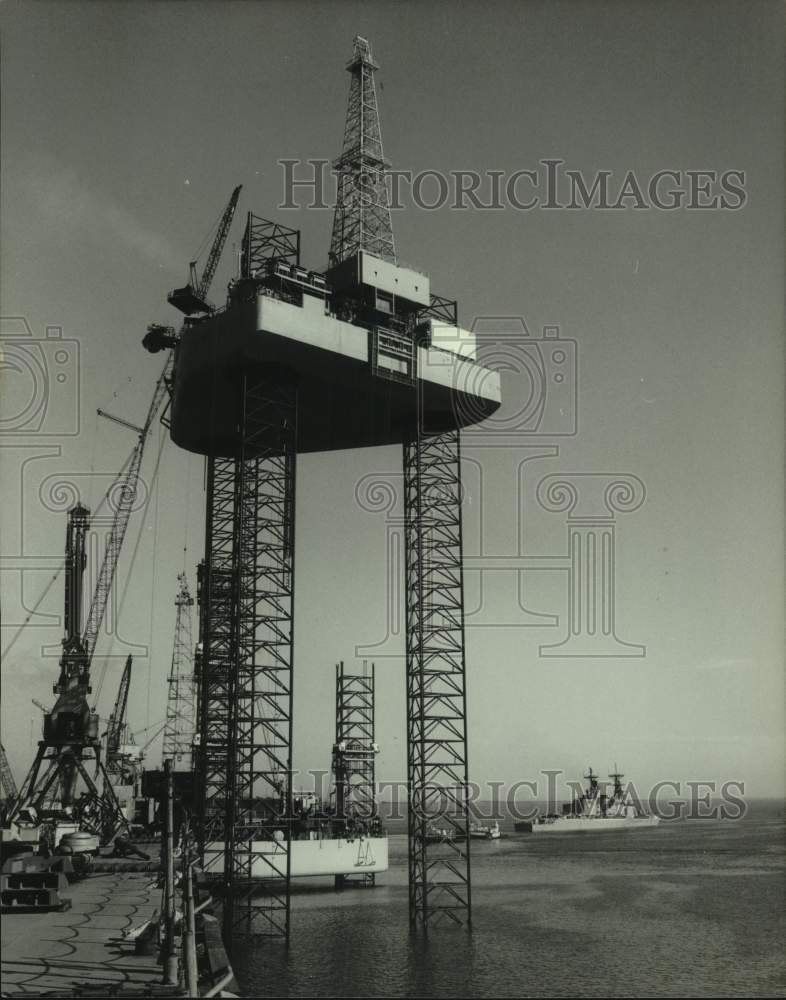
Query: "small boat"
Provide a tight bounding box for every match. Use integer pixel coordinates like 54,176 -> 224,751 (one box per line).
469,820 -> 502,840
424,824 -> 469,844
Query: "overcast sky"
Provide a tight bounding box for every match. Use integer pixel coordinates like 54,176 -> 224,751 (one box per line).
1,1 -> 783,801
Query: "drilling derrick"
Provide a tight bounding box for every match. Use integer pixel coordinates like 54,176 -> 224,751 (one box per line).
329,36 -> 396,267
332,660 -> 378,888
163,573 -> 197,770
156,35 -> 500,941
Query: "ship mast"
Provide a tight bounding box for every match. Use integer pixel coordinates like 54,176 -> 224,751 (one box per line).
609,764 -> 624,801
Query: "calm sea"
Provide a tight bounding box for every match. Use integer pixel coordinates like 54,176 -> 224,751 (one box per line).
232,799 -> 786,998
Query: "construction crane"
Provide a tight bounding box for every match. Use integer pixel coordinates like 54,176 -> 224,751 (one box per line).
7,364 -> 170,842
167,185 -> 242,316
143,185 -> 242,355
0,743 -> 18,813
137,720 -> 168,757
105,655 -> 133,776
88,361 -> 171,680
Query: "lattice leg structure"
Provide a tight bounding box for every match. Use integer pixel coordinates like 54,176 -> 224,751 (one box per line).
334,660 -> 377,888
404,428 -> 472,929
162,573 -> 196,770
197,370 -> 296,943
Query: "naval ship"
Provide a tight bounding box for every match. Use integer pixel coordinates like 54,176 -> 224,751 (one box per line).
531,767 -> 660,833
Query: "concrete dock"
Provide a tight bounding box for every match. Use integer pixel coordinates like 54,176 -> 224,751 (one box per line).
1,870 -> 169,996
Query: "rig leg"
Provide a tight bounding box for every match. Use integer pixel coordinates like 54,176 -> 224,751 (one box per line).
403,428 -> 472,930
197,370 -> 297,943
334,660 -> 377,888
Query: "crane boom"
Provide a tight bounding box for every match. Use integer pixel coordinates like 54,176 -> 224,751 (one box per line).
1,351 -> 170,840
81,357 -> 171,666
167,185 -> 242,315
197,184 -> 242,299
0,743 -> 17,803
106,655 -> 133,758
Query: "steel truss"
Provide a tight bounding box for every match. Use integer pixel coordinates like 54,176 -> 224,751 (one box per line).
241,213 -> 300,276
197,369 -> 297,941
333,660 -> 377,888
11,742 -> 125,843
404,427 -> 472,929
329,36 -> 396,266
162,573 -> 196,770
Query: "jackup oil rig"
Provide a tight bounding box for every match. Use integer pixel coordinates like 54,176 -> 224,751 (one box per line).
147,35 -> 501,939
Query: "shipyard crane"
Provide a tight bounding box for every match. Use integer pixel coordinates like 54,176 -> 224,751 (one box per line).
105,655 -> 133,776
168,185 -> 242,316
143,185 -> 242,355
89,361 -> 171,679
6,364 -> 170,841
0,743 -> 18,817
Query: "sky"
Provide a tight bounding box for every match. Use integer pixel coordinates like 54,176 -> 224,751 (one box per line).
1,0 -> 784,803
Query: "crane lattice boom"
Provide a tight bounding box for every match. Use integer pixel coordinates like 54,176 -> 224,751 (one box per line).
82,357 -> 171,668
0,743 -> 18,803
106,655 -> 132,758
168,185 -> 242,315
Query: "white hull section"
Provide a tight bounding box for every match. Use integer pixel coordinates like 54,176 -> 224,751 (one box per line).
532,816 -> 660,834
204,835 -> 389,877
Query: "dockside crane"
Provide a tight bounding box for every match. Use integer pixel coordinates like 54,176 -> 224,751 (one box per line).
143,185 -> 243,355
6,365 -> 170,842
105,655 -> 133,778
0,743 -> 18,817
168,184 -> 242,315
